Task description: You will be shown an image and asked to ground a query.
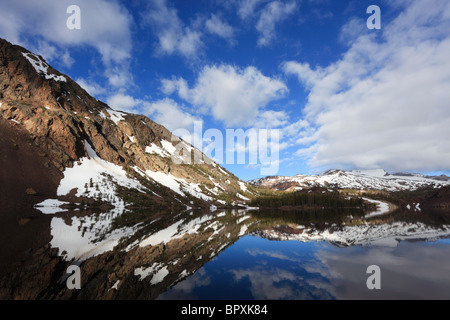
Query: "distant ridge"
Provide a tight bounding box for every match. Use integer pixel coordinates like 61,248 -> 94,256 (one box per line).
248,169 -> 450,192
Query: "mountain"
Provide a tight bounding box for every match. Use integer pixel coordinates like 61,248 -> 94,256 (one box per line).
248,169 -> 450,192
0,38 -> 252,214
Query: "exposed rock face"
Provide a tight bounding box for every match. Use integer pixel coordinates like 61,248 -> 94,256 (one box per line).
0,38 -> 253,210
0,38 -> 257,297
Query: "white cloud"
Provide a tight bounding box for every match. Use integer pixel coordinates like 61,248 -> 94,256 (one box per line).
237,0 -> 268,19
143,0 -> 203,58
285,0 -> 450,172
253,110 -> 289,129
105,93 -> 202,136
104,64 -> 133,88
106,93 -> 140,113
144,98 -> 202,133
282,61 -> 323,89
281,118 -> 309,138
76,78 -> 106,97
60,51 -> 75,69
161,78 -> 187,98
205,14 -> 235,40
339,17 -> 368,45
163,64 -> 288,127
143,1 -> 237,58
256,1 -> 297,47
0,0 -> 133,87
235,0 -> 297,47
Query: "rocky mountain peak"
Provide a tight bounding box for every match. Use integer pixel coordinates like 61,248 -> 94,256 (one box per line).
249,169 -> 450,192
0,38 -> 253,211
1,38 -> 95,113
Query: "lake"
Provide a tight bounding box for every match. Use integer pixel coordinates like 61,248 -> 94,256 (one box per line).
1,206 -> 449,300
159,235 -> 450,300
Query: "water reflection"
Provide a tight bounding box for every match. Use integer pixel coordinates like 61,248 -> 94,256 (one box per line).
159,237 -> 450,300
313,241 -> 450,299
50,206 -> 140,261
0,204 -> 449,300
159,238 -> 334,300
158,208 -> 450,300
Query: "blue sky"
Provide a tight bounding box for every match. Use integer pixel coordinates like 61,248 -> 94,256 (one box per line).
1,0 -> 450,181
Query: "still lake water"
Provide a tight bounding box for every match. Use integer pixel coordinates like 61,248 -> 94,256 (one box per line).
1,206 -> 450,300
159,235 -> 450,300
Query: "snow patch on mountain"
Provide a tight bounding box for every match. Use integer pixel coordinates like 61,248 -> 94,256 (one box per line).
237,193 -> 250,201
146,143 -> 167,157
238,181 -> 248,193
145,139 -> 182,159
108,109 -> 126,125
161,140 -> 177,155
21,52 -> 67,82
144,169 -> 213,201
249,169 -> 450,191
57,140 -> 144,203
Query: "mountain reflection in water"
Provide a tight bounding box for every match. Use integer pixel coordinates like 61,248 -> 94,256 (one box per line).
159,236 -> 450,300
0,206 -> 449,300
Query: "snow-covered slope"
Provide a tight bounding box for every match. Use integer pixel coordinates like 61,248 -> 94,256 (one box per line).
1,38 -> 253,210
249,169 -> 450,192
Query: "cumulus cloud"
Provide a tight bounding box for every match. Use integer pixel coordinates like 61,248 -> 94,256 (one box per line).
282,61 -> 323,89
205,14 -> 235,40
234,0 -> 297,46
76,78 -> 106,97
105,93 -> 202,137
143,1 -> 238,59
0,0 -> 133,87
284,0 -> 450,172
256,1 -> 297,47
162,64 -> 288,127
106,93 -> 140,113
142,0 -> 204,58
237,0 -> 269,19
144,98 -> 202,133
253,110 -> 289,129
